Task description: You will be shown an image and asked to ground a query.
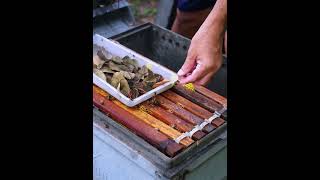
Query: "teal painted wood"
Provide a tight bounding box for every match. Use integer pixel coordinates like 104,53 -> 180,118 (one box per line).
185,147 -> 227,180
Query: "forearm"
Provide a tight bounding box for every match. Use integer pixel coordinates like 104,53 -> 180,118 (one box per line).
198,0 -> 227,42
178,0 -> 227,85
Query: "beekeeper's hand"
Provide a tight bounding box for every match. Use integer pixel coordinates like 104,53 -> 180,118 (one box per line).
177,0 -> 227,86
178,28 -> 223,85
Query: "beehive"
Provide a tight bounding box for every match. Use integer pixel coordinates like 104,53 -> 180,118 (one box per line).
93,83 -> 227,157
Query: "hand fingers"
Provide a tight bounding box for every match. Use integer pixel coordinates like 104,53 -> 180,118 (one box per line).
194,72 -> 214,86
179,63 -> 207,84
177,52 -> 196,76
180,55 -> 222,85
194,58 -> 222,85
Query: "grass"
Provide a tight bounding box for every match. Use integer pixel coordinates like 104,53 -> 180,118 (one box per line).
143,8 -> 157,17
128,0 -> 158,21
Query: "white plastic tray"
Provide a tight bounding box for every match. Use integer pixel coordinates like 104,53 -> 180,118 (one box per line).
93,34 -> 178,107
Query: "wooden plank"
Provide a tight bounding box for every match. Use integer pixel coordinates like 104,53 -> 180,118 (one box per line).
141,102 -> 206,141
156,95 -> 215,133
93,88 -> 183,157
162,90 -> 212,120
93,86 -> 194,147
212,118 -> 226,127
194,84 -> 227,107
172,83 -> 223,113
112,100 -> 194,147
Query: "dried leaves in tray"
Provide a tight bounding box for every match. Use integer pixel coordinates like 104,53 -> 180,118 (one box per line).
93,47 -> 167,100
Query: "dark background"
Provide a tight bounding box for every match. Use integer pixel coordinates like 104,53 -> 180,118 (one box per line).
1,0 -> 318,179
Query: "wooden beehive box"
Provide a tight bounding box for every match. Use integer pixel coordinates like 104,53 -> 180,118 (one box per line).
93,83 -> 227,157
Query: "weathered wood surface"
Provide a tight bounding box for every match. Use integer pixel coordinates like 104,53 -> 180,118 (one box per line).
156,95 -> 215,133
93,83 -> 227,155
172,83 -> 223,113
212,118 -> 226,127
93,86 -> 183,157
162,90 -> 212,120
112,100 -> 194,147
141,102 -> 206,140
92,86 -> 194,147
194,84 -> 227,107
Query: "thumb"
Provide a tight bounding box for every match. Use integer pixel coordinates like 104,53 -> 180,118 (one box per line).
179,63 -> 207,84
177,53 -> 196,76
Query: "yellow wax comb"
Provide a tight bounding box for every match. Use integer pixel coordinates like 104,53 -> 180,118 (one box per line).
183,83 -> 195,91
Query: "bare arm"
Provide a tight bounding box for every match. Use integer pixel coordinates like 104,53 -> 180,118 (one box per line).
202,0 -> 227,44
178,0 -> 227,85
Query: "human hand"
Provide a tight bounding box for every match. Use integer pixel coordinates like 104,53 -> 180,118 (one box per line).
177,28 -> 223,86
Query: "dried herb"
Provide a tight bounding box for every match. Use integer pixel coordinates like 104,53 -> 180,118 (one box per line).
93,68 -> 106,81
149,97 -> 160,106
129,88 -> 139,99
100,66 -> 115,74
97,48 -> 112,61
111,56 -> 123,64
93,55 -> 105,69
110,72 -> 125,88
153,80 -> 170,88
120,71 -> 135,80
93,46 -> 166,99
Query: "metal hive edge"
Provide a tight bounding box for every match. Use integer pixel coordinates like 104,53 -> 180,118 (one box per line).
109,22 -> 227,97
93,106 -> 227,178
93,0 -> 128,18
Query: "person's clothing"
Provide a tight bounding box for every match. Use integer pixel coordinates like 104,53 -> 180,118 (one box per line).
172,0 -> 226,55
171,7 -> 212,39
177,0 -> 216,12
